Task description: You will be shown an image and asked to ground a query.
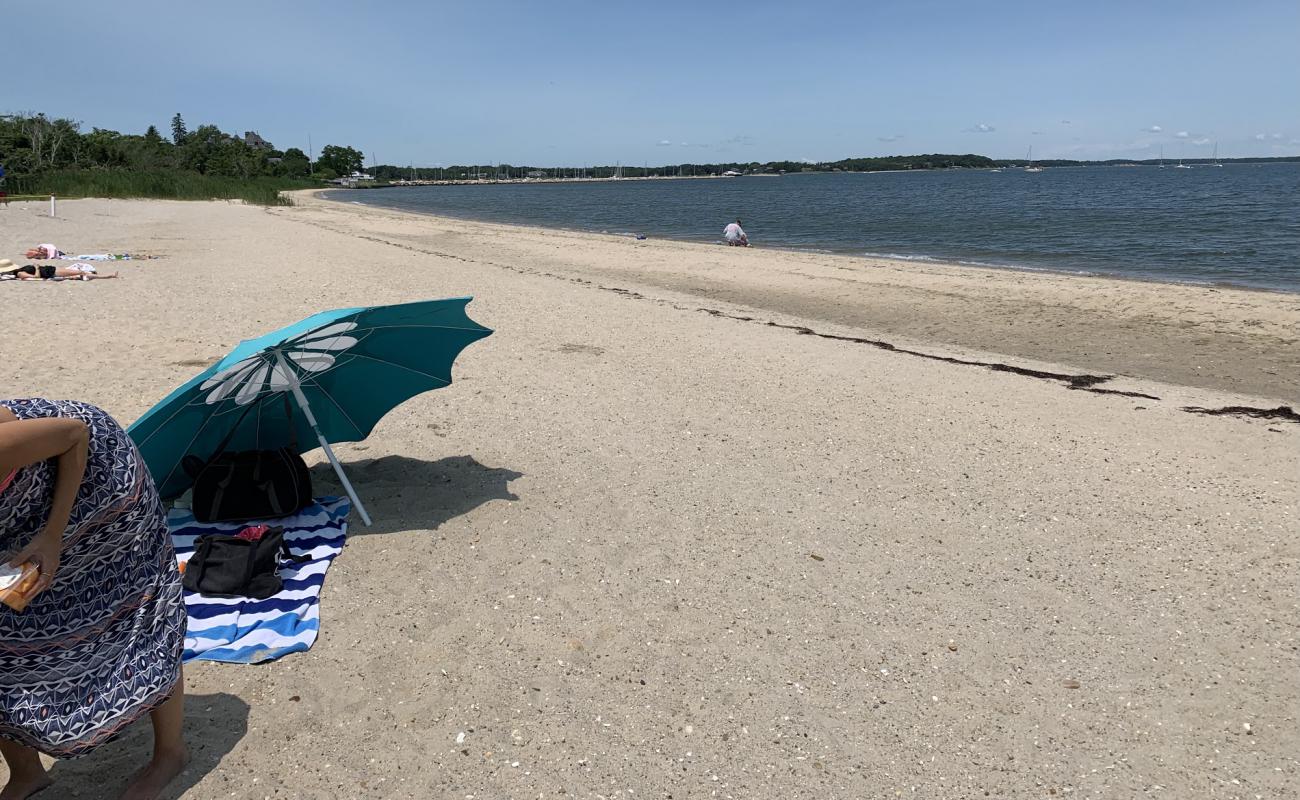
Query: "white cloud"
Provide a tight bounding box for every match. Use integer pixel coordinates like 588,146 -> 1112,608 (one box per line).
1175,131 -> 1190,138
964,123 -> 995,133
877,134 -> 903,143
1271,133 -> 1283,140
656,139 -> 672,146
680,142 -> 689,146
1031,130 -> 1044,135
1254,133 -> 1266,141
1192,137 -> 1211,146
1143,125 -> 1162,133
1291,138 -> 1300,146
1061,119 -> 1072,125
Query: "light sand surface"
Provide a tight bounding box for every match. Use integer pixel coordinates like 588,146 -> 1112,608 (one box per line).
2,197 -> 1297,799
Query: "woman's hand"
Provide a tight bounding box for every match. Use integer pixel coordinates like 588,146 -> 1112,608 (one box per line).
9,530 -> 62,596
0,415 -> 88,597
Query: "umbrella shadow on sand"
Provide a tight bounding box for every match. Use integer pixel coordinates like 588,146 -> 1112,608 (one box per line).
46,692 -> 249,800
309,454 -> 522,536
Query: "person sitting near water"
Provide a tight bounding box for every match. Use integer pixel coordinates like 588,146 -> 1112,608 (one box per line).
23,244 -> 63,260
723,219 -> 749,247
1,259 -> 119,281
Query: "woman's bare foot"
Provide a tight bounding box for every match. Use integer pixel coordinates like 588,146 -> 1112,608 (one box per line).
118,746 -> 188,800
0,771 -> 53,800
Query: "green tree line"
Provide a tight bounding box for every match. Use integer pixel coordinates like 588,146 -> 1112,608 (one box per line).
0,112 -> 365,203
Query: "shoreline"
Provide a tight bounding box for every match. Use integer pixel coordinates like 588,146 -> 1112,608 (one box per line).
302,190 -> 1300,403
325,186 -> 1300,296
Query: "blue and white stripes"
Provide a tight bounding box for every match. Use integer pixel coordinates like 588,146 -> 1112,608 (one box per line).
169,498 -> 350,664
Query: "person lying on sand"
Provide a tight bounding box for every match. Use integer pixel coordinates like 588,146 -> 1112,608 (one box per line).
3,263 -> 120,281
23,244 -> 64,260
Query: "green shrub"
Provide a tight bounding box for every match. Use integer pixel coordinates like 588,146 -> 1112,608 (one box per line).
6,169 -> 319,206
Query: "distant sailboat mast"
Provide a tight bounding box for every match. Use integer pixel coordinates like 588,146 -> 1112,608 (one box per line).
1024,146 -> 1043,172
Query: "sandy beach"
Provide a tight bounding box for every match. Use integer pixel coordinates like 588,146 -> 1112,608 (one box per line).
2,195 -> 1297,798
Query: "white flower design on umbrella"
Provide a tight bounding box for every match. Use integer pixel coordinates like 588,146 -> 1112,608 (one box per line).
201,322 -> 359,405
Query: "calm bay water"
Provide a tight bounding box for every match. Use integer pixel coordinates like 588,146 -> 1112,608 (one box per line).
331,164 -> 1300,292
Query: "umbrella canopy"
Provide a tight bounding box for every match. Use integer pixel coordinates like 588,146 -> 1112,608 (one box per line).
128,298 -> 492,523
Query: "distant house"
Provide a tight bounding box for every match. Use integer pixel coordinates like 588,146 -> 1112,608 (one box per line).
526,170 -> 547,178
243,131 -> 273,151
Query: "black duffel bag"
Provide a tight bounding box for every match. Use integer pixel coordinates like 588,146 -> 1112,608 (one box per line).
183,396 -> 313,523
181,527 -> 308,599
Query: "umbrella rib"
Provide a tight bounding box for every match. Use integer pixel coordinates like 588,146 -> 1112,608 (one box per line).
284,323 -> 481,349
130,382 -> 248,448
303,323 -> 485,337
154,391 -> 278,492
358,323 -> 485,332
154,410 -> 220,493
294,377 -> 367,440
335,352 -> 453,387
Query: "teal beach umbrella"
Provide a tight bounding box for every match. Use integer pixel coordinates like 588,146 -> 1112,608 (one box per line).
128,298 -> 492,525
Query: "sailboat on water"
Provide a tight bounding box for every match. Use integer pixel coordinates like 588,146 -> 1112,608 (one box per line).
1158,146 -> 1165,169
1024,147 -> 1043,172
1175,144 -> 1193,169
1212,142 -> 1223,167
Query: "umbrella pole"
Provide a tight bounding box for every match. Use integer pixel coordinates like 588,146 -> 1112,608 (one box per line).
283,378 -> 374,527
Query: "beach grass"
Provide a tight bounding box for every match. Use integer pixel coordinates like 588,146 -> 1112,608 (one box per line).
5,170 -> 317,206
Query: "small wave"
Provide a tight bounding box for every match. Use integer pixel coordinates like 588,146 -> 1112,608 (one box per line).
862,251 -> 939,262
866,251 -> 1101,278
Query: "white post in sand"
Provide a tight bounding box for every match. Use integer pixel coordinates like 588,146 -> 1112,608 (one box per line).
49,194 -> 56,218
277,355 -> 373,526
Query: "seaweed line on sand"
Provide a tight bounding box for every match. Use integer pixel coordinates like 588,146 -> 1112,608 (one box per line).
1182,405 -> 1300,423
694,307 -> 1162,400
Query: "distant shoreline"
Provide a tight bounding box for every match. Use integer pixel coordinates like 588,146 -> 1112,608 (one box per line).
346,173 -> 736,189
346,159 -> 1300,190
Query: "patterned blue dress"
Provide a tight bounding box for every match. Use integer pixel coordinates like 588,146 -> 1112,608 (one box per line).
0,399 -> 186,757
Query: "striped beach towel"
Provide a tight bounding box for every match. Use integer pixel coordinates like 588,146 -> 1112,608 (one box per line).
169,497 -> 350,664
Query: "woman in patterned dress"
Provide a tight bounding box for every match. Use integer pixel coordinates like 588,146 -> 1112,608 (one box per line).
0,399 -> 188,800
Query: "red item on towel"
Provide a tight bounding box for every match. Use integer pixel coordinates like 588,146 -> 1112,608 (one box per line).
235,525 -> 270,542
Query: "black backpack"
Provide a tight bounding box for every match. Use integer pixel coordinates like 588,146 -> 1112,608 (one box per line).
181,527 -> 308,599
182,396 -> 313,523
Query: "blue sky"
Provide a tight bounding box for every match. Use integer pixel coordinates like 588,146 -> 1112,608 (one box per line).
7,0 -> 1298,166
